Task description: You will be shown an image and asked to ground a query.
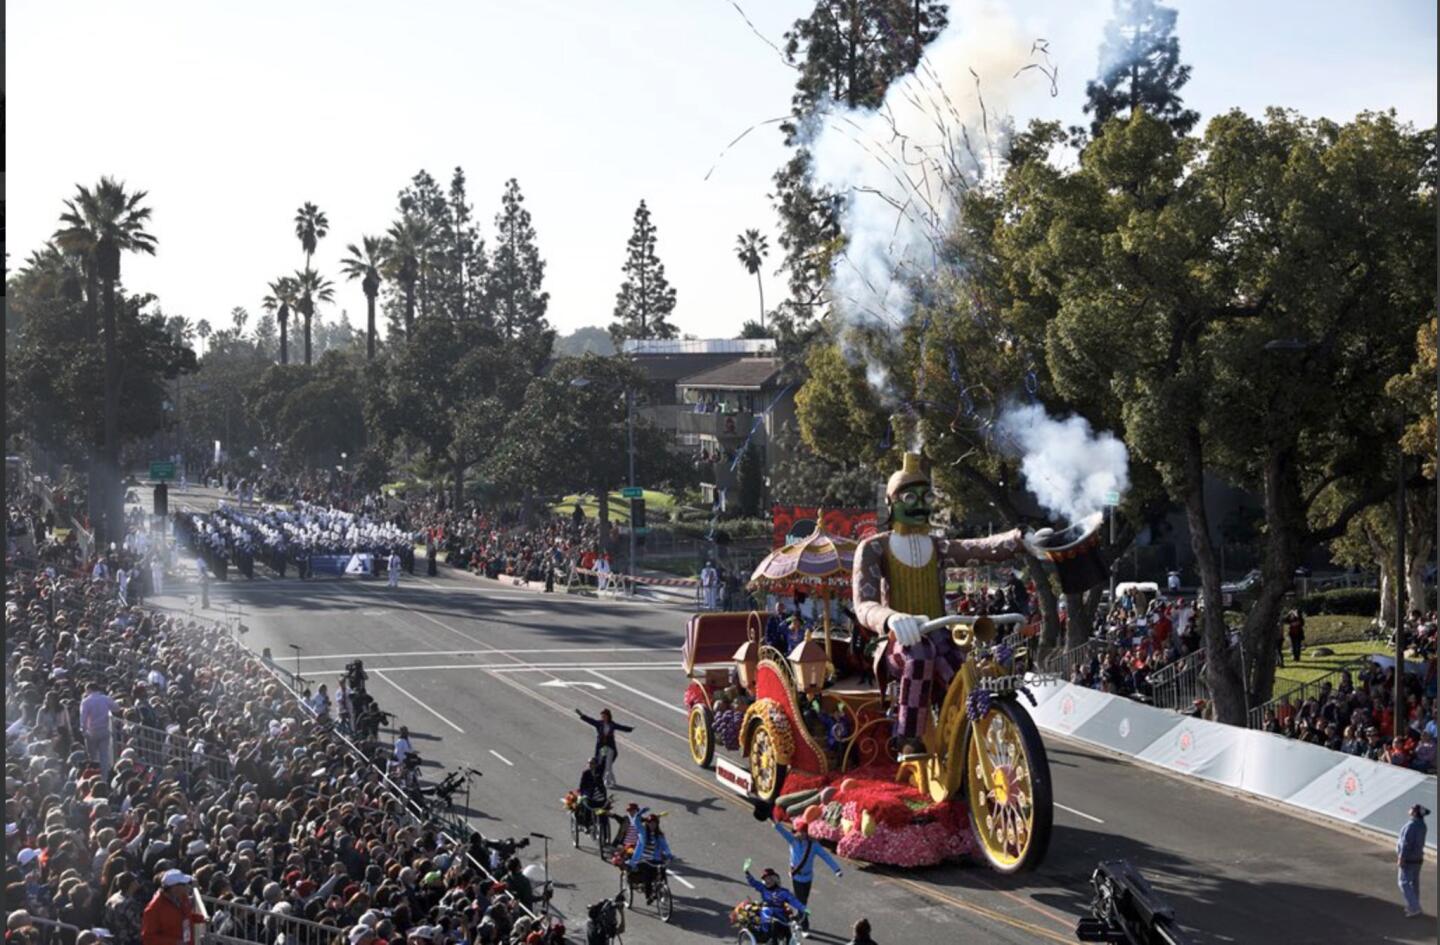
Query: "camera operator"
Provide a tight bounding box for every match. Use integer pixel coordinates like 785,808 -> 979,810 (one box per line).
467,832 -> 530,875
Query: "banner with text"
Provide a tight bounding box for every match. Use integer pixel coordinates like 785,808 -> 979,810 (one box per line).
771,506 -> 878,549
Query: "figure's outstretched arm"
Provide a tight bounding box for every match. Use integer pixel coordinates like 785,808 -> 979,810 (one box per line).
938,530 -> 1025,567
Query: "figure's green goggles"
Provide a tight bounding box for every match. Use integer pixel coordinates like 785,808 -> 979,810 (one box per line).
896,488 -> 936,509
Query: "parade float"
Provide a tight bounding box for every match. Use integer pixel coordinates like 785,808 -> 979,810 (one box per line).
680,453 -> 1107,874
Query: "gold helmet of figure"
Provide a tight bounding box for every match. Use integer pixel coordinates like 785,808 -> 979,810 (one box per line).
886,452 -> 929,501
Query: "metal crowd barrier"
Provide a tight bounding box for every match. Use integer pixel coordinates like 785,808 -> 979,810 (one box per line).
110,717 -> 235,782
1149,649 -> 1207,712
1245,655 -> 1374,730
17,915 -> 82,945
201,893 -> 342,945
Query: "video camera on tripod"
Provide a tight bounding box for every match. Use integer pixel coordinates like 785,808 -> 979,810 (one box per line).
1075,861 -> 1191,945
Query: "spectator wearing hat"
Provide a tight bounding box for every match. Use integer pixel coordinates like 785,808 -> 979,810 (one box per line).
1397,804 -> 1428,918
140,871 -> 202,945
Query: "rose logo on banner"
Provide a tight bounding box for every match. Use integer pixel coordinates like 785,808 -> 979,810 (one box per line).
1060,695 -> 1075,717
1178,729 -> 1194,752
1335,767 -> 1365,816
1118,718 -> 1131,739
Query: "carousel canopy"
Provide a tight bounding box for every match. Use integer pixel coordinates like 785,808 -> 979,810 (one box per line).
748,524 -> 858,590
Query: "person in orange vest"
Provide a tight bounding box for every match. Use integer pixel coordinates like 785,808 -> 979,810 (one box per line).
141,871 -> 204,945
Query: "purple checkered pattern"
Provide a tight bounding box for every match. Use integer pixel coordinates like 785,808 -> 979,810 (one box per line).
886,634 -> 966,740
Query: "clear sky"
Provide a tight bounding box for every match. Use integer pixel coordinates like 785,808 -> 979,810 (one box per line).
8,0 -> 1436,341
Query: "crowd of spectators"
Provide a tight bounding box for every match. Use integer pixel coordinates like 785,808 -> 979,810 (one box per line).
1065,593 -> 1200,700
413,502 -> 604,587
4,563 -> 568,945
1260,612 -> 1438,774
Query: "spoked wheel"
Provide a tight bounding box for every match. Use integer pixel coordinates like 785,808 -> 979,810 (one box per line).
623,876 -> 636,910
747,726 -> 788,806
570,810 -> 581,849
655,876 -> 674,923
964,696 -> 1053,873
688,703 -> 715,768
736,931 -> 758,945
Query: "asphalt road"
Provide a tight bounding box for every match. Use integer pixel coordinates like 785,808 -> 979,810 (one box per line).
145,557 -> 1437,945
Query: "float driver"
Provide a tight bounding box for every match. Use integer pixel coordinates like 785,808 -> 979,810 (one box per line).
852,452 -> 1026,758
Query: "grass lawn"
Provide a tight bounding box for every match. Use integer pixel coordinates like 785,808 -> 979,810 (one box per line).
550,490 -> 684,524
1272,616 -> 1387,690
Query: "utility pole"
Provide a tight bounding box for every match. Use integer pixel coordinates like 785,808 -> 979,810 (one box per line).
627,387 -> 636,598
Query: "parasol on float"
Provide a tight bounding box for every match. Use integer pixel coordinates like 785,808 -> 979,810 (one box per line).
748,521 -> 858,664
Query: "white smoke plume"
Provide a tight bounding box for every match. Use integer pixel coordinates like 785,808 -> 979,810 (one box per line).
807,1 -> 1054,340
996,402 -> 1129,524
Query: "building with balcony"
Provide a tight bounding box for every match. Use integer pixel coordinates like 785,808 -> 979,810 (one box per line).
674,356 -> 794,508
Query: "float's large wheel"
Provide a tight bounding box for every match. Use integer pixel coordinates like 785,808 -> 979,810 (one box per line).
964,697 -> 1053,874
688,704 -> 715,768
747,725 -> 788,806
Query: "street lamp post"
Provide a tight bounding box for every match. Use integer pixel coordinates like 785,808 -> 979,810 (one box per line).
626,387 -> 636,598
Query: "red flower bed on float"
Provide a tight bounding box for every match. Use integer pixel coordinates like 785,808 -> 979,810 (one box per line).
770,764 -> 977,868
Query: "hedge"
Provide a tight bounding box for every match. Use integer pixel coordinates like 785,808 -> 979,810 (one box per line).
1300,588 -> 1380,617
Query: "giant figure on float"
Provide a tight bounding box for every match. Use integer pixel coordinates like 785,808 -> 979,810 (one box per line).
852,452 -> 1027,758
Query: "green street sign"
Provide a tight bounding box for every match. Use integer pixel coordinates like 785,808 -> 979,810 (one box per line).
621,487 -> 644,499
1103,490 -> 1121,506
633,526 -> 650,536
150,462 -> 176,481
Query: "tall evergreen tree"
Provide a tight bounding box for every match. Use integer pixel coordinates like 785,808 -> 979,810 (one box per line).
1082,0 -> 1198,139
609,200 -> 678,345
447,167 -> 489,324
396,171 -> 449,321
486,179 -> 549,341
770,1 -> 948,326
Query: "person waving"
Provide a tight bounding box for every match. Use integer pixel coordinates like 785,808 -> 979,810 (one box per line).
575,708 -> 634,788
774,819 -> 841,934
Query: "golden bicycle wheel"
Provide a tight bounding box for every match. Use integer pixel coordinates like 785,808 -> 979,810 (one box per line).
747,724 -> 788,805
964,697 -> 1053,873
688,703 -> 715,768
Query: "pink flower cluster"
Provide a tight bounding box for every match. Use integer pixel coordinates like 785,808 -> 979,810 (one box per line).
835,813 -> 977,868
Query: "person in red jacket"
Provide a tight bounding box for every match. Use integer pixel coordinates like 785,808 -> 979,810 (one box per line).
141,871 -> 204,945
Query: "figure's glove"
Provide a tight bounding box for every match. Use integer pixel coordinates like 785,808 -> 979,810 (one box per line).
743,857 -> 752,873
887,613 -> 928,648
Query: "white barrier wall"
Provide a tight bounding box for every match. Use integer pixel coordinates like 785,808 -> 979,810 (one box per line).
1025,679 -> 1437,849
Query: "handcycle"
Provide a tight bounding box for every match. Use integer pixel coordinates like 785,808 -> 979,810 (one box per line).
733,902 -> 802,945
570,799 -> 614,855
618,859 -> 673,923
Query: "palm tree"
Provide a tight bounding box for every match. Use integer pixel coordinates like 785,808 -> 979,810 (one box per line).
53,177 -> 157,547
294,268 -> 336,364
384,215 -> 428,339
294,202 -> 329,275
262,276 -> 299,365
341,236 -> 389,360
734,229 -> 769,330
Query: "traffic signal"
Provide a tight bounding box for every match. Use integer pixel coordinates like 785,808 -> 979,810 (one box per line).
153,482 -> 168,517
630,498 -> 646,546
